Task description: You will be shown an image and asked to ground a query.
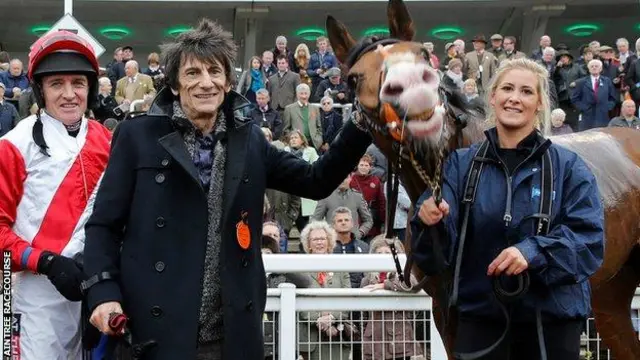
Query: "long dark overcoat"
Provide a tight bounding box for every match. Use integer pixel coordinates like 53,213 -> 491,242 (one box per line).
83,88 -> 371,360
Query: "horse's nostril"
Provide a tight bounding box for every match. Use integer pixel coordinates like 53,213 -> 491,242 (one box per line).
384,84 -> 404,97
422,70 -> 432,83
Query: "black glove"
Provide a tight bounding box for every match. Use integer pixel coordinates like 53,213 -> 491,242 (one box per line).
37,251 -> 87,302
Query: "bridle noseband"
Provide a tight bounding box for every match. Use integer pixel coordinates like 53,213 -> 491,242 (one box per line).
346,36 -> 471,294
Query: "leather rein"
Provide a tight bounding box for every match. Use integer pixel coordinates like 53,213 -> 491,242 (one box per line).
345,37 -> 467,291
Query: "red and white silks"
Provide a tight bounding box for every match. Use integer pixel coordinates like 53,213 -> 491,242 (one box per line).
0,112 -> 111,360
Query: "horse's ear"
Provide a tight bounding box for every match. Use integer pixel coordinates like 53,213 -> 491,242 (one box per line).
326,15 -> 357,65
387,0 -> 415,41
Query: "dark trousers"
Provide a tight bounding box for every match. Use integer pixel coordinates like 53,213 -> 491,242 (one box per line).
454,318 -> 583,360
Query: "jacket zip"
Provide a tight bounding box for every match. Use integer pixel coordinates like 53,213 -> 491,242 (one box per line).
495,149 -> 542,228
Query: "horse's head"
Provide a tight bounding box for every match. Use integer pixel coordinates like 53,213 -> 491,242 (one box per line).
327,0 -> 483,201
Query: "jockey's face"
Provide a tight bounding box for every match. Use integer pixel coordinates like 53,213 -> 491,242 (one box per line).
41,73 -> 89,124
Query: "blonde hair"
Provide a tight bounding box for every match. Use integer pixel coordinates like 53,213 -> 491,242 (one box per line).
463,79 -> 477,94
300,220 -> 337,254
295,43 -> 311,59
484,58 -> 551,136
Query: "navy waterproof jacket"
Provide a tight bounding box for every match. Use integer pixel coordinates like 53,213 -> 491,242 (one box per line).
411,128 -> 604,322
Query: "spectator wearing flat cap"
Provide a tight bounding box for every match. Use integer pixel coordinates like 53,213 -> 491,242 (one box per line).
313,67 -> 349,104
0,82 -> 20,137
489,34 -> 505,58
464,35 -> 498,94
440,42 -> 466,73
554,49 -> 586,131
598,45 -> 623,117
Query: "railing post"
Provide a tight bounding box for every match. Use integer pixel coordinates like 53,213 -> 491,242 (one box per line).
428,297 -> 448,360
278,282 -> 297,359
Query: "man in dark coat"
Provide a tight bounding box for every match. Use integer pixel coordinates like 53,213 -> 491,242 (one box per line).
83,19 -> 371,360
571,59 -> 617,131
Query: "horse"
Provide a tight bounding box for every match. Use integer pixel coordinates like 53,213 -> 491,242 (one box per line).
325,0 -> 640,359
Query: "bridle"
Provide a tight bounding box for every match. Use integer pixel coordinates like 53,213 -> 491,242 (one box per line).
346,36 -> 467,291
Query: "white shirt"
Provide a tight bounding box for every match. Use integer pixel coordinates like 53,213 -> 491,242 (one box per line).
591,75 -> 600,91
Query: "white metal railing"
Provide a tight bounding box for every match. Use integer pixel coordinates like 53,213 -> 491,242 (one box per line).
263,254 -> 640,360
264,254 -> 445,359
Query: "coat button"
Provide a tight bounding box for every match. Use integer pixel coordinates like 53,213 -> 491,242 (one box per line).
245,301 -> 253,311
161,159 -> 170,167
156,217 -> 166,228
155,261 -> 165,272
242,257 -> 249,268
151,306 -> 163,317
155,173 -> 165,184
242,175 -> 249,183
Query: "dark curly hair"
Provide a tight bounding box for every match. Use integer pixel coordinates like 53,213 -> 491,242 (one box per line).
160,18 -> 237,91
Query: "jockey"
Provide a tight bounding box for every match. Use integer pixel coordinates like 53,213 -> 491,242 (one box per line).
0,30 -> 111,359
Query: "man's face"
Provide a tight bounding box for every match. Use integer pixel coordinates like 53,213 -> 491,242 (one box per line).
262,51 -> 274,66
276,40 -> 286,52
540,36 -> 551,48
9,61 -> 22,77
503,39 -> 514,52
123,49 -> 133,61
618,42 -> 629,54
329,75 -> 340,85
277,58 -> 288,72
491,39 -> 502,49
601,50 -> 614,60
114,50 -> 123,62
100,81 -> 112,94
622,101 -> 636,117
296,89 -> 309,103
177,56 -> 230,122
473,41 -> 485,52
542,52 -> 554,63
125,63 -> 137,77
41,74 -> 89,124
256,92 -> 269,108
317,40 -> 328,52
588,62 -> 602,76
333,213 -> 353,234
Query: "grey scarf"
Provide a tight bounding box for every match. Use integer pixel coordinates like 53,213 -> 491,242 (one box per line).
171,102 -> 227,343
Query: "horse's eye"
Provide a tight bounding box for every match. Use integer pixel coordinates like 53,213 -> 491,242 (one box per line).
347,74 -> 359,88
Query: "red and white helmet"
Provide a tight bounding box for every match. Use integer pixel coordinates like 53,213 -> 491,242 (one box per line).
28,30 -> 100,108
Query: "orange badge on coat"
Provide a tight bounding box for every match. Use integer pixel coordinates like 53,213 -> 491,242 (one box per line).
236,211 -> 251,250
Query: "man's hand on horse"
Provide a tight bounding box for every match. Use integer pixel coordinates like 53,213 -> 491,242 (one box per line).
418,196 -> 449,226
487,247 -> 528,276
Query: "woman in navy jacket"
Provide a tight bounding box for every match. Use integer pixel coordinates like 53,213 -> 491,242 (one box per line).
411,58 -> 604,359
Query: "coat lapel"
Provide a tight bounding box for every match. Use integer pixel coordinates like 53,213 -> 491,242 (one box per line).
158,132 -> 201,189
222,123 -> 249,226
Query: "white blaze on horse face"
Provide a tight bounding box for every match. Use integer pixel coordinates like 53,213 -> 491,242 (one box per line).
379,51 -> 440,117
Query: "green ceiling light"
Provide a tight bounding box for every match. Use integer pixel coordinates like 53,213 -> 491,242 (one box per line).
363,27 -> 390,37
165,26 -> 192,38
99,27 -> 131,40
430,26 -> 463,40
30,25 -> 51,36
565,24 -> 600,37
295,27 -> 326,41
